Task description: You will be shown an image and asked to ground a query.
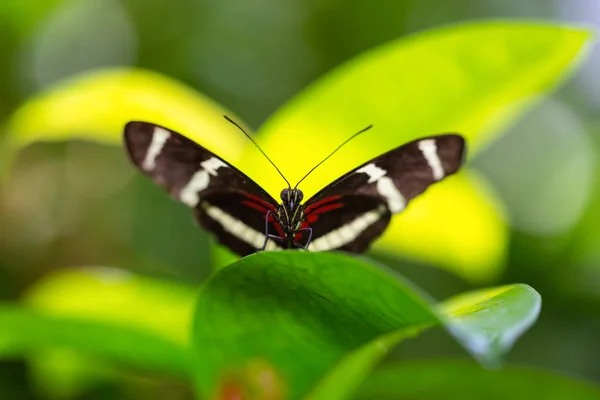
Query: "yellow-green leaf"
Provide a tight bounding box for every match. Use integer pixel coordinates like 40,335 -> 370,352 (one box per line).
1,68 -> 249,174
24,267 -> 196,346
233,21 -> 592,282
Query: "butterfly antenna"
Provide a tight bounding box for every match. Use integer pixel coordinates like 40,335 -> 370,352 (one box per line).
224,115 -> 291,189
294,124 -> 373,189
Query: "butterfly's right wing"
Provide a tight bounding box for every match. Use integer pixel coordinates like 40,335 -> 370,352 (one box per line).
301,134 -> 466,253
124,121 -> 284,256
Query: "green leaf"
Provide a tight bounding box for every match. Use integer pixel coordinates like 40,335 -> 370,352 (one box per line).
0,267 -> 197,397
24,267 -> 197,347
353,360 -> 600,400
439,283 -> 541,368
310,283 -> 540,400
232,21 -> 593,281
0,305 -> 189,376
191,252 -> 541,400
1,68 -> 250,175
1,268 -> 199,398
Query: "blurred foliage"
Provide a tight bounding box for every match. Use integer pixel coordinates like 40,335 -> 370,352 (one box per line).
0,0 -> 600,400
243,22 -> 591,281
353,360 -> 600,400
4,22 -> 591,284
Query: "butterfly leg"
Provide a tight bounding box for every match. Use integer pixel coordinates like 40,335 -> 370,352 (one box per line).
294,227 -> 313,250
258,210 -> 284,251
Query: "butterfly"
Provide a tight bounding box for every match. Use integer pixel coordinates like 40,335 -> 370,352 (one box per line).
124,117 -> 465,256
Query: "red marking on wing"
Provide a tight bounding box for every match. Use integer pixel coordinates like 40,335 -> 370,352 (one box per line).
294,221 -> 310,241
304,195 -> 342,214
242,200 -> 269,214
312,203 -> 344,215
242,194 -> 283,240
305,201 -> 344,224
242,193 -> 277,212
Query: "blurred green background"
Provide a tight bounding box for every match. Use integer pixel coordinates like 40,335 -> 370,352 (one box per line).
1,0 -> 600,399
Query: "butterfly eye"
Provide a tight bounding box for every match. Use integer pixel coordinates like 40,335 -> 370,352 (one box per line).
295,190 -> 304,202
280,189 -> 289,201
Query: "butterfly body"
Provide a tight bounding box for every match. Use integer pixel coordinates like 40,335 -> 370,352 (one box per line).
124,121 -> 466,257
272,188 -> 308,249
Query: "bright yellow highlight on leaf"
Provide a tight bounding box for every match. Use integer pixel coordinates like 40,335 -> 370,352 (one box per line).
441,285 -> 514,318
377,171 -> 507,283
24,267 -> 196,346
1,21 -> 594,283
2,68 -> 248,171
236,21 -> 593,282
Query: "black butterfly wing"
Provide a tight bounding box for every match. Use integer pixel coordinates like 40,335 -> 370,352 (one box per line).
301,194 -> 391,253
302,134 -> 466,252
124,121 -> 284,256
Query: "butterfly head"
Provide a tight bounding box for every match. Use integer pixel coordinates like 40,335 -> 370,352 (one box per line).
280,188 -> 304,209
278,188 -> 305,235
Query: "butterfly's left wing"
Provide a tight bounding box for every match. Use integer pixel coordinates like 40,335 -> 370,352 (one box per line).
124,121 -> 284,256
302,134 -> 466,253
